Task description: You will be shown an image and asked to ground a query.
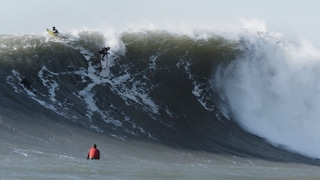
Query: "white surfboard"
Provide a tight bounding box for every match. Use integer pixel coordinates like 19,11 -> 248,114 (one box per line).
100,54 -> 108,69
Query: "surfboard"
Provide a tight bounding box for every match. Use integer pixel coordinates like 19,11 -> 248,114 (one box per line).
47,28 -> 57,36
100,54 -> 108,69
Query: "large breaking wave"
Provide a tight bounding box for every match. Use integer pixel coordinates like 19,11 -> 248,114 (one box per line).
1,24 -> 320,165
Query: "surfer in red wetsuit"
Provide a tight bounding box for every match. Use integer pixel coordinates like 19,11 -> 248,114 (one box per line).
87,144 -> 100,160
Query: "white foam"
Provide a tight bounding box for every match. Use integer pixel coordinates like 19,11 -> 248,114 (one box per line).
214,25 -> 320,158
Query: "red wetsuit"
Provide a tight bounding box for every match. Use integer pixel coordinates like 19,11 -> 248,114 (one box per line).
87,148 -> 100,160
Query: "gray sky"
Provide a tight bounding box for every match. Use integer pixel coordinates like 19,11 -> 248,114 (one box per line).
1,0 -> 320,46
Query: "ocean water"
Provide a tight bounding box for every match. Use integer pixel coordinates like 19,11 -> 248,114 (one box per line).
1,24 -> 320,179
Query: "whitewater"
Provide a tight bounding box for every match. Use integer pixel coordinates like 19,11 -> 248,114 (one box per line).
1,21 -> 320,179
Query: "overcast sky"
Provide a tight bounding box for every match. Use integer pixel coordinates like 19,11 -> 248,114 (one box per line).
1,0 -> 320,46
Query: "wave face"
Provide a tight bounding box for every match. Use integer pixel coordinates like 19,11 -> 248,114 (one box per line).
1,29 -> 320,165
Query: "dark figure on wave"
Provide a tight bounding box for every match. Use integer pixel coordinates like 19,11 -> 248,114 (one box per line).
99,47 -> 110,60
21,77 -> 33,90
21,77 -> 37,94
52,26 -> 59,34
87,144 -> 100,160
96,47 -> 110,73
